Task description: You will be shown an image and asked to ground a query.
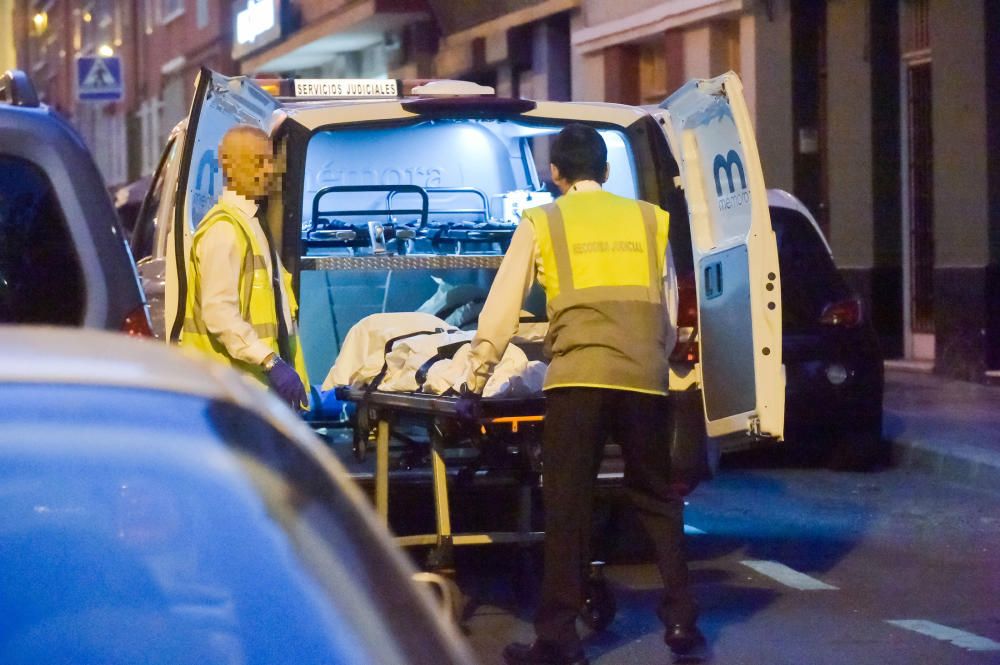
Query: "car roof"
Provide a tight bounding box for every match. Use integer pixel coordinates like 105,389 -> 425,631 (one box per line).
0,325 -> 363,478
0,325 -> 273,409
767,188 -> 833,256
0,325 -> 355,508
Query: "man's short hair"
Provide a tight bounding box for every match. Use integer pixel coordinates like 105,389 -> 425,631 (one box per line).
550,123 -> 607,183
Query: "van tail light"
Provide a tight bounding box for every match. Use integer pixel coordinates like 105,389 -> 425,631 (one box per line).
820,297 -> 863,328
121,306 -> 154,337
670,271 -> 699,363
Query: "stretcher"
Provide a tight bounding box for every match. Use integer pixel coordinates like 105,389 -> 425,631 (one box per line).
336,387 -> 546,562
334,386 -> 618,631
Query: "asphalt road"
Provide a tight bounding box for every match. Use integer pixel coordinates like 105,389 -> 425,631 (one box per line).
446,460 -> 1000,665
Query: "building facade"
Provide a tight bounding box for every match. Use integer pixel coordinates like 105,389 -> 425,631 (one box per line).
131,0 -> 234,176
751,0 -> 1000,380
13,0 -> 132,185
9,0 -> 999,379
12,0 -> 234,185
232,0 -> 432,80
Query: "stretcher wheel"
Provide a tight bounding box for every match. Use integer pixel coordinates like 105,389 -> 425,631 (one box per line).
580,563 -> 615,632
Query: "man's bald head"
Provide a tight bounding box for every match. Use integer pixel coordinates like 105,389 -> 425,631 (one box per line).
219,125 -> 275,200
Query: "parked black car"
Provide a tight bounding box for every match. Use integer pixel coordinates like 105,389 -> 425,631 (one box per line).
767,190 -> 885,469
0,70 -> 151,335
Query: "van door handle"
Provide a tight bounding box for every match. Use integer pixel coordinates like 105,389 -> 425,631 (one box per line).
704,262 -> 723,300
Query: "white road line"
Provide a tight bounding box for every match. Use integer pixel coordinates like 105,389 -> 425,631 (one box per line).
684,524 -> 706,535
740,560 -> 838,590
887,620 -> 1000,652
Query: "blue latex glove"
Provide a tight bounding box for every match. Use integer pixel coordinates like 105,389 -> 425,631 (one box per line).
266,357 -> 307,411
455,384 -> 482,422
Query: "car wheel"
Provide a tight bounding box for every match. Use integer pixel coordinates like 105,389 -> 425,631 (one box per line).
827,416 -> 888,471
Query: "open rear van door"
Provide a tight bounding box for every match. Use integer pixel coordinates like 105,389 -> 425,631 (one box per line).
165,69 -> 279,342
653,72 -> 784,443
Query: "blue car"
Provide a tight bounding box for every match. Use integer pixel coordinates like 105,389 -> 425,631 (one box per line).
0,327 -> 475,665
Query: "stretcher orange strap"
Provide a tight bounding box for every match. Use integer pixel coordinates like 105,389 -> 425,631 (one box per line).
482,415 -> 545,433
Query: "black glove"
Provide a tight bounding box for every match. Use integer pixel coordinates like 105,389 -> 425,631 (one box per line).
455,384 -> 482,422
266,357 -> 308,411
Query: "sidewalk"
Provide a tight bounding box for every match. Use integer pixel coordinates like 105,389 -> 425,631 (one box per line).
884,364 -> 1000,491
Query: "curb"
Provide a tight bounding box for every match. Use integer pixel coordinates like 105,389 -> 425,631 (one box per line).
889,431 -> 1000,493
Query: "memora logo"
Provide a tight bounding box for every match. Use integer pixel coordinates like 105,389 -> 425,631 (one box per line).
713,149 -> 750,212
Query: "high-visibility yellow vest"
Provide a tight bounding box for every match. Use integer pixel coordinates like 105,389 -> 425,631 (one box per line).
180,201 -> 310,391
524,190 -> 670,395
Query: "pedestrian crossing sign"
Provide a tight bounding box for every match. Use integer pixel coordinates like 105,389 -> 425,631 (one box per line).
77,56 -> 123,102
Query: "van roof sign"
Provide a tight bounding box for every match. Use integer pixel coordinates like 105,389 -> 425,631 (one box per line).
257,77 -> 498,99
293,79 -> 399,98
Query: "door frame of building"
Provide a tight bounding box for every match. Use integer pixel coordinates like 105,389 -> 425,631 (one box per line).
899,48 -> 934,360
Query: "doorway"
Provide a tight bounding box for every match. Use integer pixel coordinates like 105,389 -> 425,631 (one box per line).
900,0 -> 933,360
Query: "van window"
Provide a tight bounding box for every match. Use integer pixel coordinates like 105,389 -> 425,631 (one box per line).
0,155 -> 85,324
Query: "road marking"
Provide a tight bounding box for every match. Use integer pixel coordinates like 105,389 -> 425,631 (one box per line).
886,620 -> 1000,652
740,560 -> 838,590
684,524 -> 706,535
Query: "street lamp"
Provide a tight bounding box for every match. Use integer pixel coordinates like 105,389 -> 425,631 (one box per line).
97,44 -> 114,57
32,11 -> 48,35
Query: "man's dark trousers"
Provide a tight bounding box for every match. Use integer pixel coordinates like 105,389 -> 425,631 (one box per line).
535,387 -> 698,650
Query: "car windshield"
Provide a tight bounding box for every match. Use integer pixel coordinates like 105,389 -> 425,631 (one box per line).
0,384 -> 453,665
297,117 -> 643,381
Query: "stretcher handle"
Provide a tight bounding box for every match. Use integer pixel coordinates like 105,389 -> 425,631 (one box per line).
313,184 -> 429,228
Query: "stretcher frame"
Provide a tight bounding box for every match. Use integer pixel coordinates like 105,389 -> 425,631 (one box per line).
339,387 -> 546,568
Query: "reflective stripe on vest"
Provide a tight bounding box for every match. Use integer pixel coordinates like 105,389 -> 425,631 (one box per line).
179,202 -> 310,391
525,192 -> 670,394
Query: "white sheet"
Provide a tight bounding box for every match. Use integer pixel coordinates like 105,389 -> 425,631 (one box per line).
322,312 -> 547,397
322,312 -> 450,390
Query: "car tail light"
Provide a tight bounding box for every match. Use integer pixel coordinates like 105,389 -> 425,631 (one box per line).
671,272 -> 700,363
820,297 -> 863,328
121,306 -> 154,337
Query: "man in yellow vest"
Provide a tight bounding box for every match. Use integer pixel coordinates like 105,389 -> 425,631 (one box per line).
465,124 -> 703,664
179,125 -> 309,410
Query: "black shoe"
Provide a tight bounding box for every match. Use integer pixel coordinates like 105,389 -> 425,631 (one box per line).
502,639 -> 589,665
664,624 -> 707,656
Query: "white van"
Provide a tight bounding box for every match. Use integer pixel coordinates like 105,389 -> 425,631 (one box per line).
131,70 -> 784,468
